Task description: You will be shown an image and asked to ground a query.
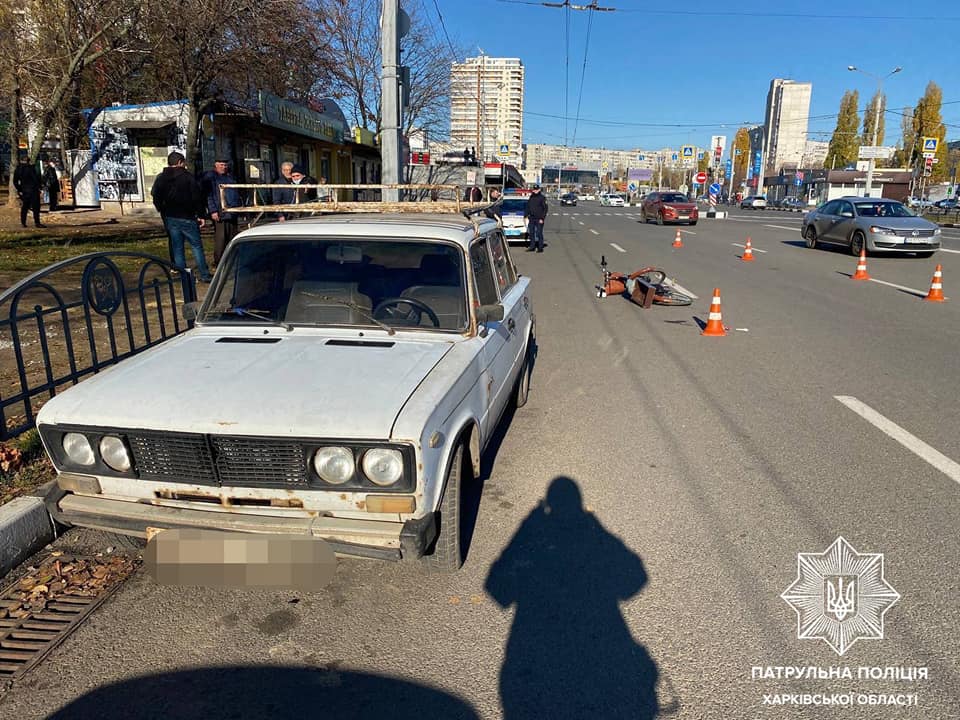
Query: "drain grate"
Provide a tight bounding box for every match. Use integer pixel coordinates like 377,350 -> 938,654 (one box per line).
0,553 -> 136,680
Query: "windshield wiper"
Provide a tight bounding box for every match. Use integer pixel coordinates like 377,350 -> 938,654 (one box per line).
300,293 -> 396,335
221,306 -> 294,332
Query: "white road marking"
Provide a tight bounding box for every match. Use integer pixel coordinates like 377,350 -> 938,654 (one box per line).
731,242 -> 768,253
589,229 -> 599,235
835,396 -> 960,486
765,224 -> 802,232
610,243 -> 626,253
578,221 -> 585,225
938,247 -> 960,254
866,277 -> 928,297
679,229 -> 697,235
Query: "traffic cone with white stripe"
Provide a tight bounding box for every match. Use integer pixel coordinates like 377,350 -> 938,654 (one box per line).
701,288 -> 727,336
851,249 -> 870,280
742,237 -> 755,262
672,229 -> 683,248
923,264 -> 946,302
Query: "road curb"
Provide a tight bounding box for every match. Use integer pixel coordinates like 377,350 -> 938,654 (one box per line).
0,484 -> 57,579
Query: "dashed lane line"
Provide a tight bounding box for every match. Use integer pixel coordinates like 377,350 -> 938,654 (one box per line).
679,229 -> 697,235
764,224 -> 802,232
589,229 -> 599,235
610,243 -> 626,253
866,277 -> 928,297
835,396 -> 960,486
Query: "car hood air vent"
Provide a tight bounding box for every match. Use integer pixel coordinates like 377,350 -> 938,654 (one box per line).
325,339 -> 395,348
215,337 -> 282,344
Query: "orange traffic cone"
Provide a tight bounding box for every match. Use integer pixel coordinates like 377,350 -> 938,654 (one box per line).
701,288 -> 727,336
672,230 -> 683,248
923,264 -> 946,302
851,249 -> 870,280
742,237 -> 755,262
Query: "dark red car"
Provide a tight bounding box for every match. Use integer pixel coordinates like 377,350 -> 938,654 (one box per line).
640,192 -> 698,226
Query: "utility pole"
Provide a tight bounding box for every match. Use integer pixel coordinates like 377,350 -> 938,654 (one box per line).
848,65 -> 901,198
380,0 -> 402,201
475,51 -> 483,164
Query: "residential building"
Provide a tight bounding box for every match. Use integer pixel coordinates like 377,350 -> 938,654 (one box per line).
801,140 -> 830,169
450,56 -> 524,166
761,78 -> 812,174
522,143 -> 659,177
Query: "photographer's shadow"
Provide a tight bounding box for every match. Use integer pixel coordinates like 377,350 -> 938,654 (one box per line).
485,476 -> 670,719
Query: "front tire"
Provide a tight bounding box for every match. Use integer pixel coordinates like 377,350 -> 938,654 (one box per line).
512,341 -> 533,409
656,212 -> 664,226
804,226 -> 818,249
850,232 -> 866,257
423,444 -> 465,572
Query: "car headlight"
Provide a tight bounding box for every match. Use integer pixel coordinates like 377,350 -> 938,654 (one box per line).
934,228 -> 942,235
313,446 -> 355,484
62,433 -> 95,466
99,435 -> 131,472
361,448 -> 403,487
869,226 -> 896,235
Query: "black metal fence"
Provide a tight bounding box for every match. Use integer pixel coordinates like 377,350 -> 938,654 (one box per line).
0,253 -> 197,441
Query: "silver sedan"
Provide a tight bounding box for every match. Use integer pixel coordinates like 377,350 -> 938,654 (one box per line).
802,197 -> 941,257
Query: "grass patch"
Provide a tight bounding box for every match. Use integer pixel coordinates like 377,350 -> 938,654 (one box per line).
0,227 -> 171,275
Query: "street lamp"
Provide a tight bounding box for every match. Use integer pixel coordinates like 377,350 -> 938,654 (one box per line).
848,65 -> 901,198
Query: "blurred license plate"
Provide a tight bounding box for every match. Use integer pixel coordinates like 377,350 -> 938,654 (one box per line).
145,529 -> 336,590
505,228 -> 522,235
678,215 -> 689,219
906,237 -> 927,243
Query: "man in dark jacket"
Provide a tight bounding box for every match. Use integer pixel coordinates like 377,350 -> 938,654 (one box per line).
13,156 -> 44,228
202,158 -> 241,267
151,151 -> 212,282
272,161 -> 295,222
43,160 -> 61,211
484,187 -> 503,222
525,184 -> 548,252
290,164 -> 318,205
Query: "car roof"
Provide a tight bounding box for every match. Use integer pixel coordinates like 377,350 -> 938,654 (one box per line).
232,213 -> 498,249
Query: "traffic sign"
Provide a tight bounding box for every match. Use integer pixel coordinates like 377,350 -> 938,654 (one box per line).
709,182 -> 722,195
628,182 -> 638,192
637,154 -> 645,161
602,161 -> 609,169
696,172 -> 707,184
671,153 -> 679,161
922,137 -> 939,153
697,151 -> 705,161
499,143 -> 509,155
682,145 -> 694,159
725,158 -> 732,175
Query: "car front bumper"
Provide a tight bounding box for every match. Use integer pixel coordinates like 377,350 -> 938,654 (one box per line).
45,486 -> 436,562
868,238 -> 940,252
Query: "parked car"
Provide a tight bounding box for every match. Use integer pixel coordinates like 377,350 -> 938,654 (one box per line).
499,195 -> 531,244
37,208 -> 536,572
560,192 -> 578,206
740,195 -> 767,209
907,197 -> 935,210
640,192 -> 698,226
934,198 -> 958,210
600,193 -> 625,207
802,196 -> 941,257
780,197 -> 806,211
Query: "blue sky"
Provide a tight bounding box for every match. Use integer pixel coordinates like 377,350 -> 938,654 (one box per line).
429,0 -> 960,151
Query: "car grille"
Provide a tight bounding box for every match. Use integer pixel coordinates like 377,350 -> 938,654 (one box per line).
127,431 -> 309,488
128,432 -> 218,486
894,229 -> 935,238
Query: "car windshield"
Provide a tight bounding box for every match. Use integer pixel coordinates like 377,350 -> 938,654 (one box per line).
660,194 -> 688,203
200,238 -> 468,332
853,201 -> 914,218
500,199 -> 527,214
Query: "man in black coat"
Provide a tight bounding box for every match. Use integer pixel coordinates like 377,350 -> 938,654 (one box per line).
290,164 -> 318,205
525,185 -> 548,252
43,160 -> 61,211
151,151 -> 212,282
13,156 -> 44,228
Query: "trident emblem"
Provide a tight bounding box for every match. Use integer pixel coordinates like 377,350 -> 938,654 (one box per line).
824,576 -> 857,621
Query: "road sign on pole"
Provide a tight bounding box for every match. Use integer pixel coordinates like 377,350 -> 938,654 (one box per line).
709,182 -> 722,196
696,172 -> 707,184
922,137 -> 939,154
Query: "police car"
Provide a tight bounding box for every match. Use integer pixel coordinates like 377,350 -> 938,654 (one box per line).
499,189 -> 532,244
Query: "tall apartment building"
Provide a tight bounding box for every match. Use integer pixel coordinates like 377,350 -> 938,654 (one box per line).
450,56 -> 524,165
762,79 -> 812,174
523,143 -> 657,176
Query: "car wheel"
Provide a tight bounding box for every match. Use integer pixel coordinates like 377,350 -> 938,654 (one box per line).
850,231 -> 866,257
512,339 -> 533,409
423,443 -> 465,572
656,212 -> 664,226
804,226 -> 818,249
916,251 -> 934,258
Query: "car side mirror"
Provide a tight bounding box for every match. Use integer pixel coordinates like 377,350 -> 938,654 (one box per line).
182,301 -> 199,321
476,303 -> 504,324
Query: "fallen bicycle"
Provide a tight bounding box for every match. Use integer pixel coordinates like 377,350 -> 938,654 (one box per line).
595,256 -> 694,308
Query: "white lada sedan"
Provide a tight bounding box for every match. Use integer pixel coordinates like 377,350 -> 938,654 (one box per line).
37,213 -> 535,571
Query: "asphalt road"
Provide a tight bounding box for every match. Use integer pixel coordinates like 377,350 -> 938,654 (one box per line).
2,202 -> 959,719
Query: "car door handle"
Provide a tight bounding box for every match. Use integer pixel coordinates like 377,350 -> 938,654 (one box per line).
507,318 -> 516,333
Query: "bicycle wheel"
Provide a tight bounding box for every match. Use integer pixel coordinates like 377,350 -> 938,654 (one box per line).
653,287 -> 693,306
